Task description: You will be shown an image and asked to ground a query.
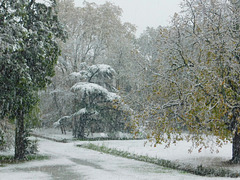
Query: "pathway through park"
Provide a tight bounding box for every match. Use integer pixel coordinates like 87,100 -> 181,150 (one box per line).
0,138 -> 231,180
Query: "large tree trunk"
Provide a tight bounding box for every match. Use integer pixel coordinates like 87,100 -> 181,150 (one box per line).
232,130 -> 240,163
231,108 -> 240,164
14,111 -> 26,160
231,131 -> 240,164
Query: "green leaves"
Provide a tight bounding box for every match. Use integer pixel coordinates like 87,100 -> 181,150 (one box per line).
0,0 -> 66,158
0,0 -> 66,118
132,0 -> 240,155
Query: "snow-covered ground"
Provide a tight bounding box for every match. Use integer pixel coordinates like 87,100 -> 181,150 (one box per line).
1,128 -> 240,179
31,128 -> 132,140
87,139 -> 237,171
32,128 -> 240,173
0,138 -> 231,180
32,128 -> 235,169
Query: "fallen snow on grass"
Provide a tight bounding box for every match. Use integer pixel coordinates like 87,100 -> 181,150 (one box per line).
85,139 -> 240,172
31,128 -> 73,141
3,128 -> 240,179
1,137 -> 237,180
31,128 -> 240,173
1,138 -> 224,180
31,128 -> 132,140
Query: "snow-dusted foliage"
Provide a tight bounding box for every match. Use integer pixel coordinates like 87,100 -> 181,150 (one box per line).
0,0 -> 66,159
57,0 -> 135,72
56,0 -> 137,96
53,115 -> 72,134
71,82 -> 120,101
69,63 -> 117,91
53,116 -> 71,128
132,0 -> 240,163
69,71 -> 89,81
89,64 -> 116,79
39,89 -> 75,127
40,0 -> 136,139
68,64 -> 129,138
0,119 -> 14,151
51,63 -> 130,138
73,108 -> 87,116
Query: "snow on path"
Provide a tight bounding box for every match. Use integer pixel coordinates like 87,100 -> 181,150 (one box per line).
0,138 -> 233,180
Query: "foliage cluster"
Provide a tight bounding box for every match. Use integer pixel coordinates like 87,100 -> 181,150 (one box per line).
39,0 -> 136,137
0,0 -> 66,159
131,0 -> 240,162
52,63 -> 132,138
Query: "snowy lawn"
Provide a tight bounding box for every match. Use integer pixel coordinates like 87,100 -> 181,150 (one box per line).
86,139 -> 231,165
31,128 -> 132,141
31,128 -> 73,141
81,139 -> 240,175
31,128 -> 240,177
1,137 -> 233,180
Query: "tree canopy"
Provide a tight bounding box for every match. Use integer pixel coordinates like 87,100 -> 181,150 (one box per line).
132,0 -> 240,163
53,63 -> 130,138
0,0 -> 66,159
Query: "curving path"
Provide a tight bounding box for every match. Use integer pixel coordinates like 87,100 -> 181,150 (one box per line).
0,138 -> 231,180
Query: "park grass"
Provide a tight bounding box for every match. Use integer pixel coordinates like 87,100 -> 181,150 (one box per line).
79,143 -> 239,178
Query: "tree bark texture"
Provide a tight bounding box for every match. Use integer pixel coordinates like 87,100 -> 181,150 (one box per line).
14,111 -> 26,160
232,130 -> 240,163
231,108 -> 240,163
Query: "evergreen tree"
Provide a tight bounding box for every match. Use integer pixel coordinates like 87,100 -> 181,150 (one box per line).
0,0 -> 66,160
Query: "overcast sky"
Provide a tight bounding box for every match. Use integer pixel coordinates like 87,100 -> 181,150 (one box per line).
75,0 -> 183,36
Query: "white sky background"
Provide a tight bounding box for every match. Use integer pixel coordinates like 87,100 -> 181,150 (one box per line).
75,0 -> 183,36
